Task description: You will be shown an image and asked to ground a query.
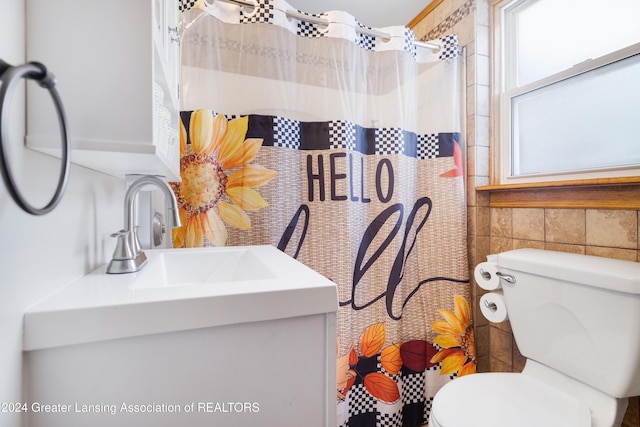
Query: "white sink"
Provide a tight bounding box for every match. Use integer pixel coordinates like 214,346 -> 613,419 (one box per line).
23,245 -> 337,351
23,245 -> 338,427
133,247 -> 277,289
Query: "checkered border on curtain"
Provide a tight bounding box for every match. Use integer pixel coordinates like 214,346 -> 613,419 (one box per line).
378,411 -> 404,427
180,112 -> 458,161
401,372 -> 426,405
375,128 -> 406,155
438,34 -> 460,60
356,21 -> 377,51
417,134 -> 439,159
339,365 -> 445,427
274,116 -> 301,149
272,116 -> 451,160
179,1 -> 430,58
329,121 -> 357,151
404,28 -> 418,59
178,0 -> 196,12
347,384 -> 377,417
297,13 -> 327,38
240,0 -> 274,24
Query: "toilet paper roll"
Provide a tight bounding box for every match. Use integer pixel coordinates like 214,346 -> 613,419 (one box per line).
480,292 -> 509,323
474,262 -> 501,290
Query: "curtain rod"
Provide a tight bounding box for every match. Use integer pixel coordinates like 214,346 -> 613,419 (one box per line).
200,0 -> 441,51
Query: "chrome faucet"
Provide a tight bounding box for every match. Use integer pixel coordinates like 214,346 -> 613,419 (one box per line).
107,175 -> 181,274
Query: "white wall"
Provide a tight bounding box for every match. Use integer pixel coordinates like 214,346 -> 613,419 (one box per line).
0,1 -> 125,425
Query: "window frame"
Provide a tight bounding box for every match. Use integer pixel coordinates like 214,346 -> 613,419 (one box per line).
490,0 -> 640,187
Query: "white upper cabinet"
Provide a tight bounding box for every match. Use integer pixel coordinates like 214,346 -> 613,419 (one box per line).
25,0 -> 181,181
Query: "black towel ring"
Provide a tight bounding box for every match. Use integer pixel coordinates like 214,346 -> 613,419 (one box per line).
0,60 -> 70,215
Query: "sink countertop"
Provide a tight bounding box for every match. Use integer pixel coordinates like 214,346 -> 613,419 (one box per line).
24,245 -> 338,351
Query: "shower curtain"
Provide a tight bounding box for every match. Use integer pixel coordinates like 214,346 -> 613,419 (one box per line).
176,1 -> 474,425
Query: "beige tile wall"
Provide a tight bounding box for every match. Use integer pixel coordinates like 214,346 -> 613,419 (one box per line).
411,1 -> 640,425
487,207 -> 640,261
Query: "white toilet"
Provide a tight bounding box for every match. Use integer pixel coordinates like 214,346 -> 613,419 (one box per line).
429,248 -> 640,427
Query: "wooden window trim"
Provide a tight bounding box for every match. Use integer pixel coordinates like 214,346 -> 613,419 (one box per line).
477,178 -> 640,209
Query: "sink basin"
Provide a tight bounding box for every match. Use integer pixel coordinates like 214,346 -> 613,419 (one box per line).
23,245 -> 338,351
133,247 -> 277,289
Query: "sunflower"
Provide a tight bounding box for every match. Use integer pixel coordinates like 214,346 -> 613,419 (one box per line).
430,295 -> 477,377
170,110 -> 277,247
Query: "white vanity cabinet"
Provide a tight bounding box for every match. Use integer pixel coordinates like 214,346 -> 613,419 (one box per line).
25,0 -> 181,181
23,246 -> 339,427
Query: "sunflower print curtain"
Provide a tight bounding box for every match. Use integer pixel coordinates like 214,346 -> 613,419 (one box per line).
177,2 -> 475,426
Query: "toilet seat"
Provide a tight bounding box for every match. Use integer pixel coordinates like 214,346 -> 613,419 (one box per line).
429,373 -> 591,427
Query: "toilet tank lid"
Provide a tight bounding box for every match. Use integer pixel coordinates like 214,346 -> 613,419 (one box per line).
497,249 -> 640,295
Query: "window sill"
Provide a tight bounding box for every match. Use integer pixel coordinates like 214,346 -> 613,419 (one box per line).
476,177 -> 640,210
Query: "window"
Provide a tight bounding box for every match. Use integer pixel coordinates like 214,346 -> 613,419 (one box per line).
492,0 -> 640,185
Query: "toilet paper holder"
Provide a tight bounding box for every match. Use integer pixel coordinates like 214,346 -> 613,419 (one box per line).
478,268 -> 492,280
495,271 -> 516,284
483,299 -> 498,312
478,269 -> 516,284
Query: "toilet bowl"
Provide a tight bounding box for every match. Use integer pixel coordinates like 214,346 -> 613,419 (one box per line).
429,249 -> 640,427
429,360 -> 626,427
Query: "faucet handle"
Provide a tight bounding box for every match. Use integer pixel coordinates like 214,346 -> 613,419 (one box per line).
106,230 -> 148,274
109,230 -> 136,260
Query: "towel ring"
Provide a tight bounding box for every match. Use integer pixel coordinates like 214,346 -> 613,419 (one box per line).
0,60 -> 70,215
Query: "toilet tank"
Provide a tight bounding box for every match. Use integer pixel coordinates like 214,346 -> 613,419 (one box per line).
496,249 -> 640,398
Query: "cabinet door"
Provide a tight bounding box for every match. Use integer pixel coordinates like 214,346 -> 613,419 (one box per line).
152,0 -> 181,177
153,0 -> 180,102
26,0 -> 180,181
166,1 -> 181,100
